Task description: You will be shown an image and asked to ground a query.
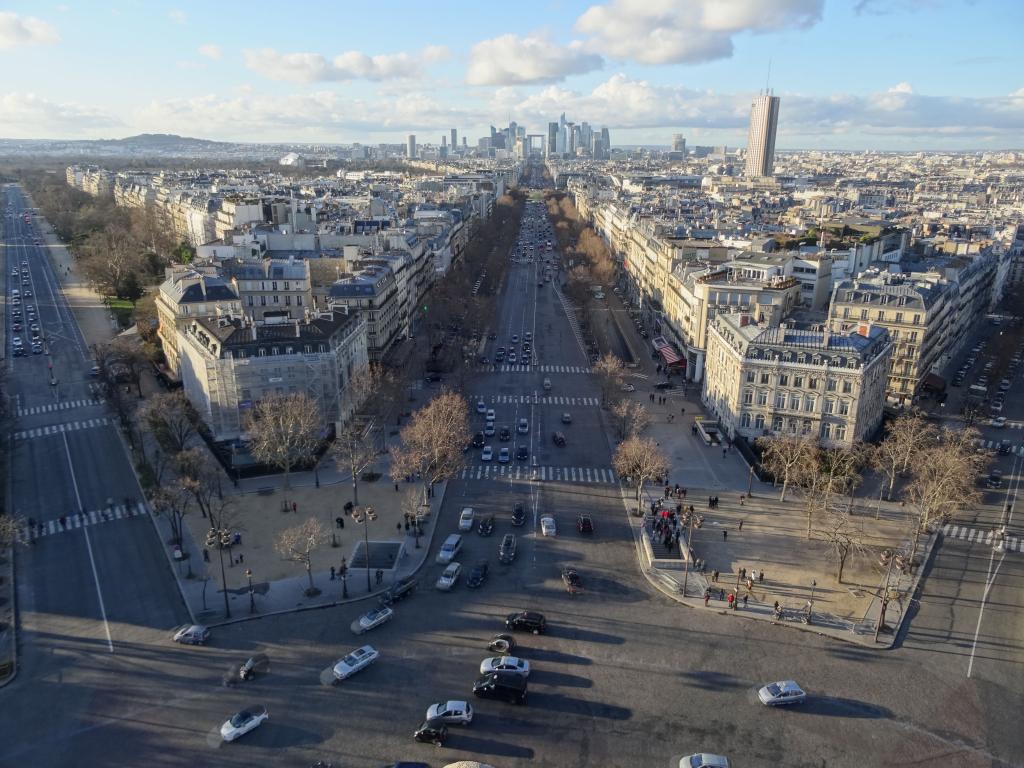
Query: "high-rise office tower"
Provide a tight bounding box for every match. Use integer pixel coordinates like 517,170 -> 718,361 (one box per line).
745,92 -> 780,178
407,134 -> 417,159
547,122 -> 559,157
451,128 -> 457,149
600,126 -> 610,153
441,135 -> 447,148
672,134 -> 687,154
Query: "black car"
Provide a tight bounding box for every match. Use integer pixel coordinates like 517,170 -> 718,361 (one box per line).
424,372 -> 443,383
552,431 -> 566,447
577,514 -> 594,534
472,432 -> 486,448
413,718 -> 448,745
379,577 -> 417,606
466,560 -> 489,588
473,671 -> 527,705
516,445 -> 529,461
499,426 -> 511,441
998,440 -> 1012,455
654,381 -> 674,390
562,567 -> 583,594
488,332 -> 498,340
478,515 -> 495,537
506,611 -> 546,634
511,503 -> 526,527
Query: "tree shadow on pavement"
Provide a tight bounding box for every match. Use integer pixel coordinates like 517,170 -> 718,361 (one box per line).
442,733 -> 534,758
798,697 -> 892,719
544,626 -> 625,644
529,692 -> 631,719
678,670 -> 746,691
533,669 -> 593,688
519,647 -> 593,665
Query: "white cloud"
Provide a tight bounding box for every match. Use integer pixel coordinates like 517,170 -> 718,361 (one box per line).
575,0 -> 823,65
465,33 -> 602,85
888,82 -> 914,94
0,92 -> 121,138
198,44 -> 222,60
168,9 -> 186,25
0,11 -> 59,49
244,46 -> 450,83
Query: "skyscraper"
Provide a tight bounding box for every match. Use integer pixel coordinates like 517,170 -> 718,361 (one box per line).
547,122 -> 559,158
451,128 -> 457,150
407,134 -> 417,159
745,92 -> 780,178
672,134 -> 687,154
600,126 -> 610,153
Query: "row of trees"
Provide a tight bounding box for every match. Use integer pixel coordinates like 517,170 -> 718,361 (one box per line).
544,193 -> 617,309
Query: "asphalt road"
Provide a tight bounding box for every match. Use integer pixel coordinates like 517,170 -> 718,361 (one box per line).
1,178 -> 1021,768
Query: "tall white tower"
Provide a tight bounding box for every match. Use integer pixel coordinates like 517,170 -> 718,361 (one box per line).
407,134 -> 417,159
745,92 -> 780,178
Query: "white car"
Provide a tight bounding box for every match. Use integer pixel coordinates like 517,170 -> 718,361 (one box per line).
172,624 -> 210,645
486,408 -> 496,421
757,680 -> 806,706
459,507 -> 475,531
332,645 -> 379,681
353,605 -> 393,634
540,515 -> 556,537
477,400 -> 487,413
426,700 -> 474,725
517,418 -> 529,434
621,383 -> 636,392
992,416 -> 1008,428
498,447 -> 510,463
220,706 -> 268,742
481,446 -> 494,462
436,562 -> 462,591
479,656 -> 530,677
676,754 -> 730,768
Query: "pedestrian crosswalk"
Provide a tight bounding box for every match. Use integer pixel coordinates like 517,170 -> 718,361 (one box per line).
459,465 -> 618,484
942,523 -> 1022,552
16,397 -> 104,417
479,364 -> 592,374
17,501 -> 147,543
13,417 -> 110,441
474,394 -> 600,407
972,438 -> 1024,456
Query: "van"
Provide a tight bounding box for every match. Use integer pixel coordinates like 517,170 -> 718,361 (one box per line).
543,378 -> 551,391
436,533 -> 463,564
499,533 -> 517,564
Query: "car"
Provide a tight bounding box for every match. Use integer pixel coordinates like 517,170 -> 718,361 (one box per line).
481,446 -> 493,461
552,431 -> 566,447
506,611 -> 546,634
521,354 -> 532,365
675,754 -> 731,768
654,381 -> 674,390
508,353 -> 517,364
473,671 -> 528,704
488,332 -> 497,340
498,533 -> 518,563
172,624 -> 210,645
1000,379 -> 1011,391
512,503 -> 526,527
562,567 -> 583,594
512,335 -> 519,343
220,705 -> 268,742
498,447 -> 511,463
515,445 -> 529,461
238,653 -> 270,681
413,718 -> 448,746
993,416 -> 1008,428
621,382 -> 636,392
353,605 -> 394,634
987,470 -> 1003,489
31,344 -> 42,355
499,426 -> 511,441
494,351 -> 505,362
436,533 -> 463,564
379,576 -> 417,606
476,400 -> 487,413
998,440 -> 1012,455
436,562 -> 462,591
488,633 -> 516,653
480,656 -> 530,677
11,323 -> 21,332
477,515 -> 495,537
577,514 -> 594,534
466,560 -> 489,588
484,422 -> 495,437
424,372 -> 443,383
332,645 -> 380,681
524,332 -> 532,341
517,418 -> 529,434
426,700 -> 474,725
561,412 -> 572,424
540,516 -> 556,536
472,431 -> 485,448
757,680 -> 807,706
486,408 -> 496,422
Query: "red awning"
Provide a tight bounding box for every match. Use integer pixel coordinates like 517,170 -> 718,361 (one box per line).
659,345 -> 685,366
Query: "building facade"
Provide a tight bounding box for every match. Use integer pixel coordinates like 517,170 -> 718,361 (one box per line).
745,93 -> 781,178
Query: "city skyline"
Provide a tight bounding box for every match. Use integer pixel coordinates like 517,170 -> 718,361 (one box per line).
0,1 -> 1022,149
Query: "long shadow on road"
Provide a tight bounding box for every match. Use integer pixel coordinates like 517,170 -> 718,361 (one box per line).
529,692 -> 631,720
798,697 -> 892,719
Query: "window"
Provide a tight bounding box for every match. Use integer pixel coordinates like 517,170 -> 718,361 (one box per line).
779,374 -> 789,386
285,296 -> 291,306
826,379 -> 836,392
822,422 -> 833,439
760,373 -> 770,384
842,381 -> 852,394
247,296 -> 254,306
809,378 -> 818,389
297,296 -> 303,306
794,376 -> 804,388
740,413 -> 751,428
743,390 -> 753,405
775,393 -> 786,409
284,281 -> 290,290
835,425 -> 847,441
304,344 -> 312,354
755,414 -> 765,430
789,394 -> 800,410
772,416 -> 783,432
801,419 -> 812,435
272,281 -> 278,290
285,346 -> 294,354
895,312 -> 903,323
757,391 -> 768,406
824,399 -> 835,414
787,418 -> 798,434
913,314 -> 921,324
271,346 -> 279,355
876,310 -> 885,321
258,348 -> 266,357
745,371 -> 755,383
842,307 -> 850,319
860,309 -> 868,320
260,296 -> 266,306
805,396 -> 816,412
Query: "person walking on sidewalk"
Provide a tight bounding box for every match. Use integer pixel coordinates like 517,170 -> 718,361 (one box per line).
704,590 -> 711,607
738,519 -> 744,531
742,594 -> 748,608
722,529 -> 728,541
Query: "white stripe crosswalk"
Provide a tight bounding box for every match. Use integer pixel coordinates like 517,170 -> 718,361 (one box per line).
458,465 -> 618,484
16,502 -> 147,543
972,438 -> 1024,456
478,364 -> 592,374
473,395 -> 600,407
16,397 -> 104,417
13,417 -> 110,441
941,523 -> 1021,552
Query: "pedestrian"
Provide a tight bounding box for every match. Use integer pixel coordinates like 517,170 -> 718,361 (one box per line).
203,548 -> 210,563
727,592 -> 735,609
292,501 -> 298,513
59,515 -> 66,529
708,496 -> 712,509
339,516 -> 344,529
774,600 -> 780,613
742,594 -> 748,608
713,569 -> 719,583
759,570 -> 765,584
722,529 -> 728,541
719,588 -> 725,601
681,407 -> 686,416
704,591 -> 711,607
239,553 -> 244,564
740,567 -> 746,580
394,483 -> 399,492
330,566 -> 336,580
722,448 -> 727,459
375,569 -> 383,585
738,519 -> 744,531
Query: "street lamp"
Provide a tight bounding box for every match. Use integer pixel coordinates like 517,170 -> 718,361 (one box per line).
875,549 -> 906,641
340,557 -> 349,598
807,579 -> 818,623
205,526 -> 233,619
350,505 -> 378,592
245,568 -> 255,614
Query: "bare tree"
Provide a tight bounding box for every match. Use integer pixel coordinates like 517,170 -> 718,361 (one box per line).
247,392 -> 322,506
876,410 -> 936,499
593,352 -> 625,408
611,398 -> 650,440
612,436 -> 671,517
389,390 -> 470,505
757,433 -> 816,502
275,517 -> 326,595
139,390 -> 197,455
107,336 -> 147,398
150,485 -> 192,548
333,365 -> 390,507
821,508 -> 869,583
176,446 -> 222,519
0,513 -> 25,547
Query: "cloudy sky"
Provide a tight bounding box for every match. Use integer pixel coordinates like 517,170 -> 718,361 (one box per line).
1,1 -> 1021,149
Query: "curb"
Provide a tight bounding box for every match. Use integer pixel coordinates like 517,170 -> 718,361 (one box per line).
202,480 -> 450,629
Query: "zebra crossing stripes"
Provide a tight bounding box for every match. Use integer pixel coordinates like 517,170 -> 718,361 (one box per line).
972,438 -> 1024,456
13,417 -> 110,441
942,523 -> 1021,552
458,464 -> 618,484
17,502 -> 147,543
475,395 -> 600,407
480,364 -> 592,374
16,397 -> 104,417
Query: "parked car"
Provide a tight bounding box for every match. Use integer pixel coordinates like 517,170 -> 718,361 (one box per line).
353,605 -> 394,634
757,680 -> 806,706
220,705 -> 268,742
426,700 -> 474,725
675,754 -> 731,768
498,533 -> 518,564
480,656 -> 530,677
436,562 -> 462,591
459,507 -> 476,531
505,611 -> 546,634
473,671 -> 528,704
466,560 -> 489,588
332,645 -> 379,681
172,624 -> 210,645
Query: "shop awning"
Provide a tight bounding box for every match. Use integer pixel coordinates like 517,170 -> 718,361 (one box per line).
659,345 -> 685,367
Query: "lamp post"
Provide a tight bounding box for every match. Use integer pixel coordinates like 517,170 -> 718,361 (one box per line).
808,579 -> 817,622
351,505 -> 377,592
245,568 -> 255,614
339,557 -> 348,598
205,526 -> 232,619
746,464 -> 755,498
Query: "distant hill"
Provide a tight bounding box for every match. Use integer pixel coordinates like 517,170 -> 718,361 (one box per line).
98,133 -> 229,148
